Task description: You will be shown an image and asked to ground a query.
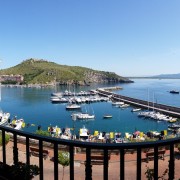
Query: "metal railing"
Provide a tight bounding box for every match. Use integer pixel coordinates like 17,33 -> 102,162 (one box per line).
0,125 -> 180,180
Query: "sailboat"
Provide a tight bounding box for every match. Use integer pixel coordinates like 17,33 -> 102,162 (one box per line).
103,102 -> 112,119
66,84 -> 81,110
76,104 -> 95,120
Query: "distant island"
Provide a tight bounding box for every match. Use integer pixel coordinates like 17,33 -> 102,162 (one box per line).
0,58 -> 133,86
128,73 -> 180,79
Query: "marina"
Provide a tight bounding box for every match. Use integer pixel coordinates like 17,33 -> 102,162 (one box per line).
0,78 -> 180,141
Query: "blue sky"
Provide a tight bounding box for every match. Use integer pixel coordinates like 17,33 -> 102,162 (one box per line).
0,0 -> 180,76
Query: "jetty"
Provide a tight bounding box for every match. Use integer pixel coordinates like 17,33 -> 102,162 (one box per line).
96,88 -> 180,118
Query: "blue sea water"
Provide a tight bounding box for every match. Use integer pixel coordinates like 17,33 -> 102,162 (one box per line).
1,79 -> 180,136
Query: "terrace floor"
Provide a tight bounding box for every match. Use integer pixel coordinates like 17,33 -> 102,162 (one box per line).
2,141 -> 180,180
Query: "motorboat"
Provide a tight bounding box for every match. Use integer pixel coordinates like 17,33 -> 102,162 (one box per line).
131,108 -> 141,112
168,123 -> 180,130
112,101 -> 124,106
79,126 -> 89,140
61,127 -> 72,140
48,126 -> 62,137
9,118 -> 24,130
103,115 -> 112,119
66,103 -> 81,110
119,104 -> 130,108
50,96 -> 68,103
0,111 -> 10,126
76,113 -> 95,120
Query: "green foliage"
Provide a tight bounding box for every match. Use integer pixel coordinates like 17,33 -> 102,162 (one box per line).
0,133 -> 10,146
58,151 -> 70,167
58,151 -> 70,180
35,130 -> 50,137
0,58 -> 130,84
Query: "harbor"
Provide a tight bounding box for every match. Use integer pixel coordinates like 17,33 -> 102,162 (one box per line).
0,78 -> 180,141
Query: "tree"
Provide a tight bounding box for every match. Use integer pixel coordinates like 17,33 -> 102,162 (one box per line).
58,151 -> 70,180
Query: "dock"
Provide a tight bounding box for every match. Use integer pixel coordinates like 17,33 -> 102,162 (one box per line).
96,88 -> 180,118
99,86 -> 123,91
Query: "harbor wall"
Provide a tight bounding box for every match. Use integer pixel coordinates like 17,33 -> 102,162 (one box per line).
97,89 -> 180,118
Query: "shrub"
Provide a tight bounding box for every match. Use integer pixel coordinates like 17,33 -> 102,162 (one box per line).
35,130 -> 50,137
58,151 -> 70,180
0,133 -> 10,146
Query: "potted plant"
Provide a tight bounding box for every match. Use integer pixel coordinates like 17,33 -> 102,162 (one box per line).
58,151 -> 70,180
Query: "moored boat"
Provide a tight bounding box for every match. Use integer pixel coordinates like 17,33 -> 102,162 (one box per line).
119,104 -> 130,108
0,111 -> 10,126
79,125 -> 90,140
112,101 -> 124,106
170,90 -> 179,94
131,108 -> 141,112
76,113 -> 95,120
103,115 -> 112,119
8,118 -> 25,130
66,103 -> 81,110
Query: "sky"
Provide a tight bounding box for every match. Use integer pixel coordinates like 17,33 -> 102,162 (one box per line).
0,0 -> 180,77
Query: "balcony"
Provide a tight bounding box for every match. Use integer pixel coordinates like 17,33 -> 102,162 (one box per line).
0,125 -> 180,180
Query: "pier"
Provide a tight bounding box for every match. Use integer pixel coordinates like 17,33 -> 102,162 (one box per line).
97,88 -> 180,118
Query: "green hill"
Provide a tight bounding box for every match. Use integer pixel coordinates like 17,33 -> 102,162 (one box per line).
0,58 -> 133,85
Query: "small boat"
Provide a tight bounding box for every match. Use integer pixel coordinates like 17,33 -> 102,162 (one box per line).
119,104 -> 130,108
79,125 -> 90,140
9,118 -> 24,130
50,97 -> 68,103
131,108 -> 141,112
168,123 -> 180,130
170,90 -> 179,94
0,111 -> 10,126
103,115 -> 112,119
76,113 -> 95,120
112,101 -> 124,106
66,103 -> 81,110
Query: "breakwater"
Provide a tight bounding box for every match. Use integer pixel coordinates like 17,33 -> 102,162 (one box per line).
97,88 -> 180,118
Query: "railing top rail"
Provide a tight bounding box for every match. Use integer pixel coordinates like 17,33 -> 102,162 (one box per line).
1,125 -> 180,149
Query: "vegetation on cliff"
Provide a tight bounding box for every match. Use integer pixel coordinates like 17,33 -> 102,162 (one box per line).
0,58 -> 133,85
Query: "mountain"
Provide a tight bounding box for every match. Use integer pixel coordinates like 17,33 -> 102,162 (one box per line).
151,73 -> 180,79
0,58 -> 133,85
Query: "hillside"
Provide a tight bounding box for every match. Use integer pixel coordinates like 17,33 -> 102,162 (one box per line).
0,58 -> 133,85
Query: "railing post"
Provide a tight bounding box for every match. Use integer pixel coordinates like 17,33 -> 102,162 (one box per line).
54,142 -> 58,180
85,148 -> 92,180
169,144 -> 174,180
2,130 -> 6,165
13,133 -> 18,164
104,149 -> 109,180
70,145 -> 74,180
154,146 -> 158,179
120,148 -> 125,180
39,140 -> 44,180
137,147 -> 141,180
26,137 -> 30,165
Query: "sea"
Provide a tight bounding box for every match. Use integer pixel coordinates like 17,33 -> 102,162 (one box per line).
1,78 -> 180,136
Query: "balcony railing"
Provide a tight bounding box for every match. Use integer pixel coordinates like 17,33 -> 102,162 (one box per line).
0,125 -> 180,180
